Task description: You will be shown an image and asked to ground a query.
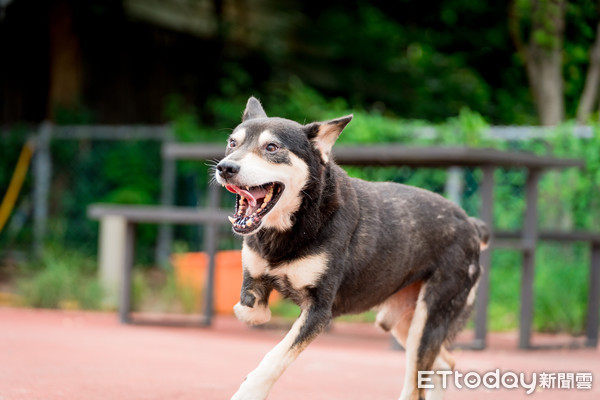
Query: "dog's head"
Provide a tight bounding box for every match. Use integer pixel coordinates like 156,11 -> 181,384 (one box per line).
215,97 -> 352,236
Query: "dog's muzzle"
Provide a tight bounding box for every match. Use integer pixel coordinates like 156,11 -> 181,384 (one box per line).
216,160 -> 241,180
224,182 -> 284,235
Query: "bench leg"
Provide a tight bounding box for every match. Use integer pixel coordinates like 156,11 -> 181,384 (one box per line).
586,242 -> 600,348
519,169 -> 540,349
202,185 -> 221,326
474,166 -> 494,349
98,215 -> 127,310
119,222 -> 135,324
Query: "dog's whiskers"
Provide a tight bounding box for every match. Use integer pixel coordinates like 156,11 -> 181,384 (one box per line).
208,174 -> 221,187
206,158 -> 222,187
205,158 -> 220,168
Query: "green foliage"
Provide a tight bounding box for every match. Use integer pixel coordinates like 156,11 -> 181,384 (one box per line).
270,299 -> 301,319
45,139 -> 162,260
533,243 -> 589,333
437,108 -> 492,147
165,94 -> 224,143
488,251 -> 522,331
131,266 -> 202,314
16,246 -> 103,310
290,2 -> 494,121
53,105 -> 95,125
489,243 -> 590,333
545,124 -> 600,229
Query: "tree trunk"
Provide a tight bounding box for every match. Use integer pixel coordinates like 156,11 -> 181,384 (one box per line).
526,48 -> 564,126
509,0 -> 566,126
577,22 -> 600,123
47,0 -> 82,119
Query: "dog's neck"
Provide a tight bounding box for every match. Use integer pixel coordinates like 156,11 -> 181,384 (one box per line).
245,162 -> 345,265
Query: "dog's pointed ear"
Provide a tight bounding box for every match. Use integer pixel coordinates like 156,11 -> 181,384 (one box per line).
242,97 -> 267,122
304,115 -> 353,163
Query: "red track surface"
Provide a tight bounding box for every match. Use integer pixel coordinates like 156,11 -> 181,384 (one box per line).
1,307 -> 598,399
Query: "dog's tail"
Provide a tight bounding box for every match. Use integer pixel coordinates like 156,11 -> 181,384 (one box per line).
469,217 -> 490,251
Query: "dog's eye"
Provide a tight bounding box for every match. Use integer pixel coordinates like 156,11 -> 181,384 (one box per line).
228,139 -> 237,148
265,143 -> 279,153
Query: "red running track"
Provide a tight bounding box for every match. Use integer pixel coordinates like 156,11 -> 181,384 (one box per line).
0,308 -> 598,399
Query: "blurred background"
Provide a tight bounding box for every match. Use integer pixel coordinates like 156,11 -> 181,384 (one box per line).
1,0 -> 599,335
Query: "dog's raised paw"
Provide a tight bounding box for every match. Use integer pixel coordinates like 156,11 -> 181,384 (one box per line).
233,302 -> 271,325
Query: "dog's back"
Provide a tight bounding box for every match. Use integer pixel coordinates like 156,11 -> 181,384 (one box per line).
322,164 -> 484,319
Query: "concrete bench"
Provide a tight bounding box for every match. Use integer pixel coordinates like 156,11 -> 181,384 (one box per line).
88,202 -> 230,325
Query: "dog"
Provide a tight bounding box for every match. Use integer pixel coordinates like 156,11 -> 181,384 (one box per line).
214,97 -> 490,400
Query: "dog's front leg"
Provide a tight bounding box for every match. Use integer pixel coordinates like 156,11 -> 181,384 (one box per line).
234,271 -> 274,325
231,304 -> 331,400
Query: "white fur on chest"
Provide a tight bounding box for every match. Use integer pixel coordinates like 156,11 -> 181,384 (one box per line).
242,243 -> 329,290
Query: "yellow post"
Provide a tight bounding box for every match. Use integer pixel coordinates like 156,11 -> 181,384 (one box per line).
0,140 -> 35,234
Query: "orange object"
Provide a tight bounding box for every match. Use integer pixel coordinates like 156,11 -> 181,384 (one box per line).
172,250 -> 280,314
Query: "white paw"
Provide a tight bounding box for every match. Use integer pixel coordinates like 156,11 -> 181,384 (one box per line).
231,378 -> 269,400
234,302 -> 271,325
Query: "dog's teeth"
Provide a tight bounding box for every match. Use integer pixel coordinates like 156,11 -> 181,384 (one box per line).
228,216 -> 236,224
246,220 -> 253,227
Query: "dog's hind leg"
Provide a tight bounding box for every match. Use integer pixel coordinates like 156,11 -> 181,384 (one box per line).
394,282 -> 429,400
424,347 -> 455,400
375,281 -> 422,335
231,301 -> 332,400
381,278 -> 466,400
376,281 -> 432,400
398,259 -> 475,400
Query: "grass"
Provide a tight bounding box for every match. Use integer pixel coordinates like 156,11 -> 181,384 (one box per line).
10,246 -> 201,314
6,242 -> 593,335
131,267 -> 203,314
486,243 -> 590,334
15,246 -> 103,310
533,243 -> 589,333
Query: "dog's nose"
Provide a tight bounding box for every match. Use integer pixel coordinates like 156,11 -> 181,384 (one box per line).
216,160 -> 240,180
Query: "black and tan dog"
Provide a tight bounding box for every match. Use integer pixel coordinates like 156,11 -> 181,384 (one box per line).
215,97 -> 489,400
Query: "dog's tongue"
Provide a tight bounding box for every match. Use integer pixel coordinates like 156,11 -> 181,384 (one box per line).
225,184 -> 267,207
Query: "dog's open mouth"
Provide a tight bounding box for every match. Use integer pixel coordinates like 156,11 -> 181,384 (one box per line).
224,182 -> 284,234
